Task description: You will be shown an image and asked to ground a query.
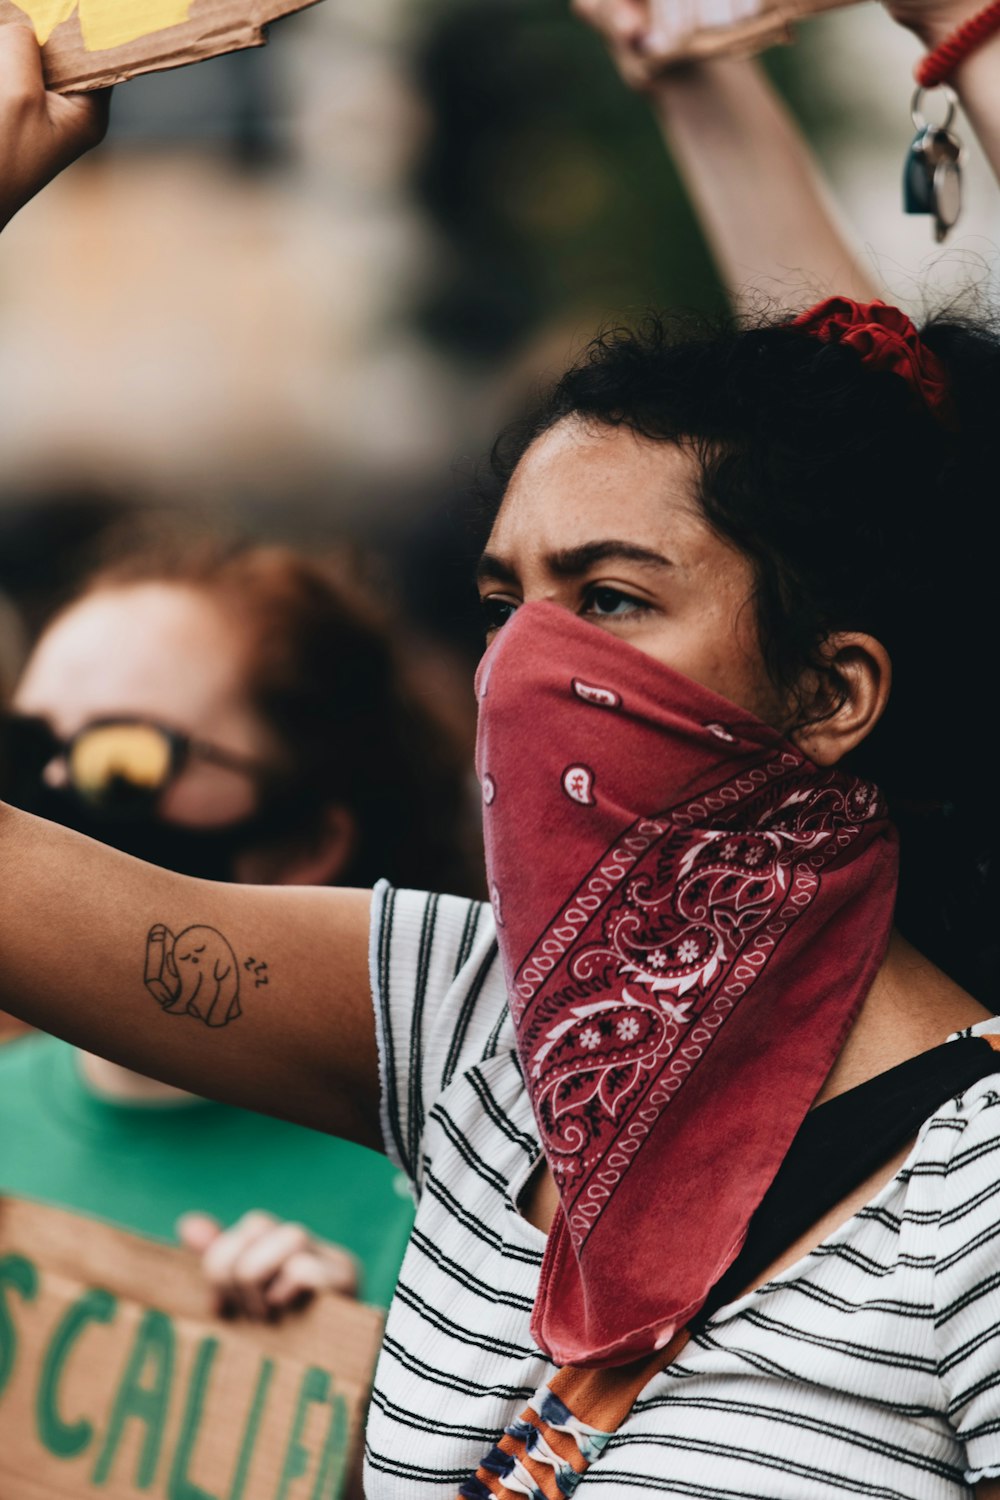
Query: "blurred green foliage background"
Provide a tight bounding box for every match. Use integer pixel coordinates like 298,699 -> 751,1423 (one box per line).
409,0 -> 843,368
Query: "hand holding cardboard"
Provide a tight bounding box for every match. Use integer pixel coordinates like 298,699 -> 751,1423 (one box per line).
0,20 -> 108,228
574,0 -> 861,82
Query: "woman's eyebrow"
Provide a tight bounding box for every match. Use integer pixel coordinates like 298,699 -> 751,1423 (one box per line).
547,541 -> 672,576
476,552 -> 519,586
476,541 -> 672,587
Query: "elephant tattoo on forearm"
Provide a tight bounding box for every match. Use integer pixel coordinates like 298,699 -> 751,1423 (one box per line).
144,923 -> 249,1027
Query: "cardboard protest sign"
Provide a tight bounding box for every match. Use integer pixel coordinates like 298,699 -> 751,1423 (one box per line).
649,0 -> 861,65
0,1196 -> 385,1500
0,0 -> 317,93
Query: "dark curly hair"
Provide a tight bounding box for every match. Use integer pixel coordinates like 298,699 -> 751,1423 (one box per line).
488,309 -> 1000,1002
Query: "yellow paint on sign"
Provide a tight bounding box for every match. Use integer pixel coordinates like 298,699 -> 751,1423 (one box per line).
13,0 -> 192,52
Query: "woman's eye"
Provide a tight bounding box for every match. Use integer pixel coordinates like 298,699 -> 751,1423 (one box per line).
480,596 -> 518,634
583,586 -> 647,619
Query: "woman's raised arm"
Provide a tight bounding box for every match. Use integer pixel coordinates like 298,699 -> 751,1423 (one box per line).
0,803 -> 380,1145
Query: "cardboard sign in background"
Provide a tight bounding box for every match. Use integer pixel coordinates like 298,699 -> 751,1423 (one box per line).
0,0 -> 316,93
0,1197 -> 384,1500
650,0 -> 862,65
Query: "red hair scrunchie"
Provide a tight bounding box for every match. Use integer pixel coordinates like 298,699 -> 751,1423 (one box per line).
791,296 -> 956,427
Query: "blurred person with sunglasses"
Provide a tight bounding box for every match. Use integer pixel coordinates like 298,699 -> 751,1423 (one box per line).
0,538 -> 478,1317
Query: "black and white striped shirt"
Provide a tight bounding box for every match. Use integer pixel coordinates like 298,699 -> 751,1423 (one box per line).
364,883 -> 1000,1499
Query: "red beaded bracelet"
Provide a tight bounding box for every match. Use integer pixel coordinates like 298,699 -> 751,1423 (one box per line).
915,0 -> 1000,86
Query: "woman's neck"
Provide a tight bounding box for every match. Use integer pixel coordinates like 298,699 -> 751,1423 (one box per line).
78,1051 -> 197,1106
816,928 -> 992,1106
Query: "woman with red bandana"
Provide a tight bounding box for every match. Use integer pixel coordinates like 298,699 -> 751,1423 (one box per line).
2,4 -> 1000,1497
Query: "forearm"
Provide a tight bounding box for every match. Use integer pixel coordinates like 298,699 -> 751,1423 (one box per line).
0,803 -> 379,1145
650,57 -> 880,312
942,33 -> 1000,184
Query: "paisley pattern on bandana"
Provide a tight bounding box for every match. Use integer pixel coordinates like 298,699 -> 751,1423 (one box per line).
519,762 -> 882,1248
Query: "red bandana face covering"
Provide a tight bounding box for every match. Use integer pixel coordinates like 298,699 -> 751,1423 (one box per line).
475,601 -> 899,1368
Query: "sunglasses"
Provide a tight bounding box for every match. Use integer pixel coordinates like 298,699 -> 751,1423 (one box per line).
1,713 -> 274,810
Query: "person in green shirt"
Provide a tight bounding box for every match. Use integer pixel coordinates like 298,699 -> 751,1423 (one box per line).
0,1028 -> 413,1308
0,538 -> 476,1314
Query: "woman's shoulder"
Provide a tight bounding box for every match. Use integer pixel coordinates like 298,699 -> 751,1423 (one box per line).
369,881 -> 504,1030
912,1025 -> 1000,1486
369,882 -> 513,1185
936,1019 -> 1000,1120
901,1021 -> 1000,1228
371,882 -> 495,974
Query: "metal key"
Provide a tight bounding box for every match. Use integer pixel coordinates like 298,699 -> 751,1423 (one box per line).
903,87 -> 964,242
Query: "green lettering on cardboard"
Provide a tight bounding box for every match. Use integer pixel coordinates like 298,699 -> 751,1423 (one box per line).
91,1306 -> 175,1488
0,1253 -> 38,1399
310,1391 -> 348,1500
275,1367 -> 329,1500
168,1336 -> 219,1500
227,1358 -> 275,1500
36,1286 -> 116,1458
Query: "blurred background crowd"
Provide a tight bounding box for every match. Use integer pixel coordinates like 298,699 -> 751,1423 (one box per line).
0,0 -> 998,708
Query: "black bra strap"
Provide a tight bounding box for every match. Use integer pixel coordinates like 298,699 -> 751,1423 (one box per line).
696,1035 -> 1000,1328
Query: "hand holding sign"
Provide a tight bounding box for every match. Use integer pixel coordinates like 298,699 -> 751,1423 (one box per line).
574,0 -> 860,88
0,1197 -> 383,1500
0,21 -> 108,229
179,1211 -> 359,1321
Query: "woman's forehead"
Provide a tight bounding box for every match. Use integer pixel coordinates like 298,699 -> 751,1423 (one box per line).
486,419 -> 706,564
13,584 -> 247,740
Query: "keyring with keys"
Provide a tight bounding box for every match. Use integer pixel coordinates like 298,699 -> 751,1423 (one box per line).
903,86 -> 964,242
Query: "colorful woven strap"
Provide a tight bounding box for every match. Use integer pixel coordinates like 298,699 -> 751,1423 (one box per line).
458,1329 -> 690,1500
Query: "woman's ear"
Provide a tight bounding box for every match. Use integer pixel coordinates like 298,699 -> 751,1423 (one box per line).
791,632 -> 892,767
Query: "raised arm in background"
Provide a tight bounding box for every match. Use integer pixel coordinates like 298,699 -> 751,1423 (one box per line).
575,0 -> 1000,309
573,0 -> 880,310
647,56 -> 879,310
